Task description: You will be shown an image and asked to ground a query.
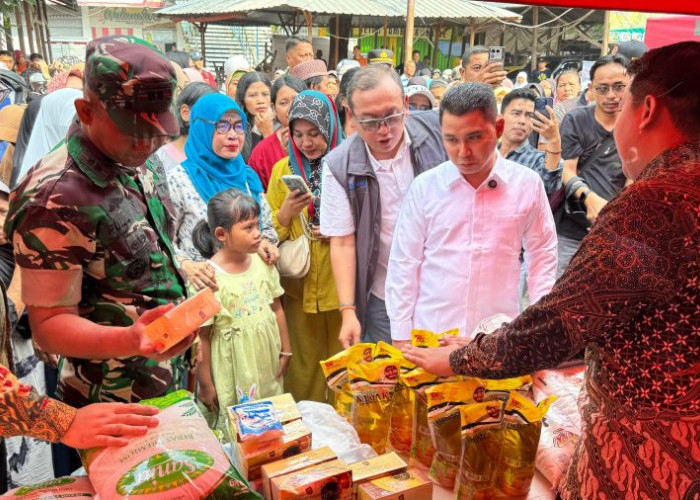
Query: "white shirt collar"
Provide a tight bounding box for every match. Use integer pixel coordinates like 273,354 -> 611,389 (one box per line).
365,127 -> 412,172
444,151 -> 511,189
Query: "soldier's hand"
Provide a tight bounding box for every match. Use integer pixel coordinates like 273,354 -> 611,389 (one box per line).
130,304 -> 197,362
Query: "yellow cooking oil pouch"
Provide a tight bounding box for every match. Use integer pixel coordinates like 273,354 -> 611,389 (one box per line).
320,343 -> 376,420
410,328 -> 459,348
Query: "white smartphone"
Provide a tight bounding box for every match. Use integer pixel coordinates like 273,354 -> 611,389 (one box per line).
488,46 -> 505,64
281,174 -> 311,194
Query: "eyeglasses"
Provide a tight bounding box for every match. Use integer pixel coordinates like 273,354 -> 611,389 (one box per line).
355,111 -> 404,132
409,104 -> 432,111
593,83 -> 627,96
198,118 -> 245,135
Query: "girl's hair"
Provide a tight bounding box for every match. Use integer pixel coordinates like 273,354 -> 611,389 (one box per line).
192,188 -> 261,259
234,71 -> 272,119
176,82 -> 217,135
271,74 -> 305,103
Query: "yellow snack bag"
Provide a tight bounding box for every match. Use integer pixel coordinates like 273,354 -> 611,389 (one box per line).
320,343 -> 376,392
479,375 -> 533,402
348,359 -> 400,454
410,328 -> 458,348
496,392 -> 555,497
455,401 -> 504,500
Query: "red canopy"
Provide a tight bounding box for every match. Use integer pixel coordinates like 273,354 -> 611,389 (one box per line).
489,0 -> 700,16
644,16 -> 700,48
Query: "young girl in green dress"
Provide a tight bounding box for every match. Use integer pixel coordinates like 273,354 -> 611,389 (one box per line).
193,188 -> 291,430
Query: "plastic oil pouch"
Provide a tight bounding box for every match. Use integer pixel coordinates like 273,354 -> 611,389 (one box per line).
455,401 -> 504,500
348,359 -> 400,454
495,391 -> 555,497
81,390 -> 261,500
410,328 -> 458,348
321,343 -> 375,420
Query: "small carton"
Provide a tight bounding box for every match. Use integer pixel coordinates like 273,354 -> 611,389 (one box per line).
271,459 -> 353,500
349,452 -> 407,493
144,288 -> 221,352
357,468 -> 433,500
232,400 -> 284,443
261,446 -> 337,500
227,393 -> 301,443
232,419 -> 312,480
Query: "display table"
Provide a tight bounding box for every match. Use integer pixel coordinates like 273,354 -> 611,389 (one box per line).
433,471 -> 555,499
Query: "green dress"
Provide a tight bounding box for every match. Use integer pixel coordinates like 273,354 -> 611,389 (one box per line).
204,255 -> 285,431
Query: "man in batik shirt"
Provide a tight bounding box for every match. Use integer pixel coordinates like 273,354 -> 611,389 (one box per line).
4,36 -> 195,408
404,41 -> 700,499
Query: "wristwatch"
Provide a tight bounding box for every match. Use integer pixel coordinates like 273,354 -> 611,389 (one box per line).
580,188 -> 591,205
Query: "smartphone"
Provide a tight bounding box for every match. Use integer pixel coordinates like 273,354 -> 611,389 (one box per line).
534,97 -> 554,120
281,174 -> 311,194
488,46 -> 505,64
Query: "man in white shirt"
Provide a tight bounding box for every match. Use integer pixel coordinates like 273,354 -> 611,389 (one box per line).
386,83 -> 557,346
320,66 -> 446,348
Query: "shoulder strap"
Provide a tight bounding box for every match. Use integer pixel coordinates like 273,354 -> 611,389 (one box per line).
579,134 -> 616,171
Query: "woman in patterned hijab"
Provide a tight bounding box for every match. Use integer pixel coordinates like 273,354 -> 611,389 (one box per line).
265,90 -> 343,403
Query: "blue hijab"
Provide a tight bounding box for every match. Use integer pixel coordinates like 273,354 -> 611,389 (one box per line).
182,93 -> 264,206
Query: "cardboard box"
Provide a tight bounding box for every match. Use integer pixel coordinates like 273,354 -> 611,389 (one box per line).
261,446 -> 337,500
227,393 -> 301,443
271,459 -> 352,500
358,468 -> 433,500
232,419 -> 312,480
349,452 -> 407,491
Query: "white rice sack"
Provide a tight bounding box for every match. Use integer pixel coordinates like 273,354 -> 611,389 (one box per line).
1,476 -> 94,498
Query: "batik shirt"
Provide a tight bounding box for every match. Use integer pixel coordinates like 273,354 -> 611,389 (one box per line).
0,364 -> 76,442
450,142 -> 700,498
5,123 -> 187,407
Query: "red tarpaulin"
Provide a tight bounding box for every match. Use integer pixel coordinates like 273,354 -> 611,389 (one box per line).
490,0 -> 700,16
645,16 -> 700,48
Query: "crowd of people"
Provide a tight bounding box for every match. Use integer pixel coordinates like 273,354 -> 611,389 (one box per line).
0,33 -> 698,499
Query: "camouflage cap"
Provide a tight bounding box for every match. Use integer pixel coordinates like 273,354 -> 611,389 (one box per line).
84,35 -> 179,138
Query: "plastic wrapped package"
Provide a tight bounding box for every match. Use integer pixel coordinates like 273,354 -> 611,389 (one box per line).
1,476 -> 94,499
495,391 -> 555,497
469,314 -> 514,338
320,343 -> 375,421
410,328 -> 458,348
81,390 -> 261,500
231,401 -> 284,443
297,401 -> 376,463
455,401 -> 504,500
532,368 -> 585,489
348,359 -> 400,454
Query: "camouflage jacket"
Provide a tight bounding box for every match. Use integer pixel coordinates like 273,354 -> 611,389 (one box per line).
5,123 -> 187,407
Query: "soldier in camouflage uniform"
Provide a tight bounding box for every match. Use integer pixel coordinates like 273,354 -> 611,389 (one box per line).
4,36 -> 196,408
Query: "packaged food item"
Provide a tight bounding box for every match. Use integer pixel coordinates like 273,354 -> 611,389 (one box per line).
496,391 -> 555,497
232,401 -> 284,443
1,476 -> 94,499
357,468 -> 433,500
227,393 -> 301,443
270,459 -> 352,500
348,359 -> 400,454
81,390 -> 260,500
144,288 -> 221,352
321,344 -> 375,421
349,452 -> 407,493
410,328 -> 458,348
260,446 -> 337,500
333,389 -> 354,422
455,401 -> 504,500
233,419 -> 312,480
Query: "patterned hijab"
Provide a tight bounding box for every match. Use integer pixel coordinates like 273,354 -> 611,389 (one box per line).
182,93 -> 264,206
287,90 -> 342,224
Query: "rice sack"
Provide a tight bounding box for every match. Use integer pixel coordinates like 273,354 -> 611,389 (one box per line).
1,476 -> 94,499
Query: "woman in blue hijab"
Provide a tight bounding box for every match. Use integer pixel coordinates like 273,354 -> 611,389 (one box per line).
166,93 -> 279,290
266,90 -> 343,403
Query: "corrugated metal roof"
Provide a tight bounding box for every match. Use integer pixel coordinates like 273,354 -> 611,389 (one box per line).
157,0 -> 521,24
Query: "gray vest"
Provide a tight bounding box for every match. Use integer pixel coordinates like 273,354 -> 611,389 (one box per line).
326,111 -> 447,329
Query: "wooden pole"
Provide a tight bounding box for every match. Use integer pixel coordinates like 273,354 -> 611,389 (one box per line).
14,6 -> 26,56
446,24 -> 455,67
431,19 -> 440,68
334,14 -> 340,64
199,23 -> 207,64
303,10 -> 313,42
23,1 -> 36,55
383,16 -> 388,49
469,20 -> 475,48
531,6 -> 539,71
404,0 -> 415,66
35,4 -> 47,61
41,0 -> 53,61
601,10 -> 610,56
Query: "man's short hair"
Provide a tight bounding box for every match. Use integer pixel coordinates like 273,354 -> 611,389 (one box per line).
440,82 -> 497,123
346,65 -> 404,110
354,45 -> 360,51
0,50 -> 11,58
500,88 -> 537,113
430,78 -> 448,90
461,46 -> 489,68
29,53 -> 43,62
285,37 -> 310,54
628,41 -> 700,137
590,54 -> 629,82
556,69 -> 581,87
412,50 -> 420,56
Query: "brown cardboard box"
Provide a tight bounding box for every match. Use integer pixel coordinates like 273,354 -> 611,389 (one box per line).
232,419 -> 312,480
227,393 -> 301,444
271,459 -> 353,500
349,452 -> 407,493
261,446 -> 337,500
358,468 -> 433,500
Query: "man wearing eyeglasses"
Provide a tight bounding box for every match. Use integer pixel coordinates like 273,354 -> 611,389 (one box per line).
320,65 -> 447,348
557,54 -> 630,277
4,36 -> 196,415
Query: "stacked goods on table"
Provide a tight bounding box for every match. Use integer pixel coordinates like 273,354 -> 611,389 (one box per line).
1,476 -> 95,498
320,329 -> 562,499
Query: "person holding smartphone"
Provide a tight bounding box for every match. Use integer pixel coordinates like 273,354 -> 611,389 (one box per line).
459,46 -> 511,89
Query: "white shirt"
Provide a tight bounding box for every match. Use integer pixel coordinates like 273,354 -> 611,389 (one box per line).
385,155 -> 558,341
320,132 -> 414,300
